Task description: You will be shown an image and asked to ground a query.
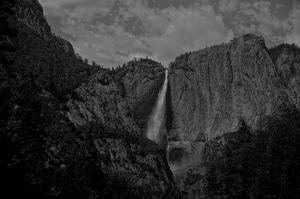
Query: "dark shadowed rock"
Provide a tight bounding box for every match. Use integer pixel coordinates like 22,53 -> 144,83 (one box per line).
15,0 -> 76,57
121,59 -> 165,131
94,136 -> 181,198
65,67 -> 182,197
55,36 -> 76,58
67,59 -> 166,135
3,0 -> 181,197
67,70 -> 141,136
270,44 -> 300,107
15,0 -> 51,38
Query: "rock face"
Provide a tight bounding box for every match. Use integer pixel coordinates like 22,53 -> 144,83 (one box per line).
65,66 -> 181,196
67,70 -> 141,136
168,35 -> 288,147
67,59 -> 166,135
15,0 -> 51,38
270,44 -> 300,107
14,1 -> 300,198
65,66 -> 181,197
94,136 -> 180,197
15,0 -> 76,57
167,34 -> 295,174
122,59 -> 165,130
11,0 -> 180,197
55,36 -> 76,58
167,34 -> 300,197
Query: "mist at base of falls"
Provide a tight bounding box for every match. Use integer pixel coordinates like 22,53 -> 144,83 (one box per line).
146,70 -> 168,151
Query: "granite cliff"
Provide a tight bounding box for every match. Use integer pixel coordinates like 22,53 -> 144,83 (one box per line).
270,44 -> 300,107
168,35 -> 290,164
0,0 -> 180,197
15,0 -> 51,38
67,59 -> 166,133
167,35 -> 300,197
65,61 -> 179,197
122,59 -> 165,130
92,133 -> 179,198
4,0 -> 300,198
170,35 -> 291,141
66,70 -> 141,135
15,0 -> 76,57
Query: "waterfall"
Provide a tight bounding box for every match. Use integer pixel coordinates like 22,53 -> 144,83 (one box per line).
146,69 -> 168,146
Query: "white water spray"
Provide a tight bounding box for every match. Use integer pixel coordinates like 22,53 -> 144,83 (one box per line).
146,69 -> 168,145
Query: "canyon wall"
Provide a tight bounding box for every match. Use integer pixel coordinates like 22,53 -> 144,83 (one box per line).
8,0 -> 180,197
122,60 -> 165,130
66,70 -> 141,136
11,1 -> 300,198
167,35 -> 292,165
16,0 -> 76,57
15,0 -> 51,38
167,34 -> 300,198
271,44 -> 300,107
67,60 -> 166,134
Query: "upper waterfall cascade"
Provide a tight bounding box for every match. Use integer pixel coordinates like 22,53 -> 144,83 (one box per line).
146,70 -> 168,145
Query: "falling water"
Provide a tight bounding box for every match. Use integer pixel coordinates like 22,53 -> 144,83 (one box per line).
146,69 -> 168,146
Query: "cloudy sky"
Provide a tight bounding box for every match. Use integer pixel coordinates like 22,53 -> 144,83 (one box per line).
39,0 -> 300,68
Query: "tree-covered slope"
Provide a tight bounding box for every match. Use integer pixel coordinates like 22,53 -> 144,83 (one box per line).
0,0 -> 181,198
203,105 -> 300,199
8,19 -> 99,101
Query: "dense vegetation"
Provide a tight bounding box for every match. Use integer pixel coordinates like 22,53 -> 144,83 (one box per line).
203,105 -> 300,199
111,57 -> 164,77
4,9 -> 99,101
13,23 -> 101,101
0,1 -> 180,198
269,43 -> 300,63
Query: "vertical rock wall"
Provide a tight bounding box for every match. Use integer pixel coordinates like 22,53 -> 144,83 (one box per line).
122,62 -> 165,131
271,45 -> 300,107
168,35 -> 290,165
